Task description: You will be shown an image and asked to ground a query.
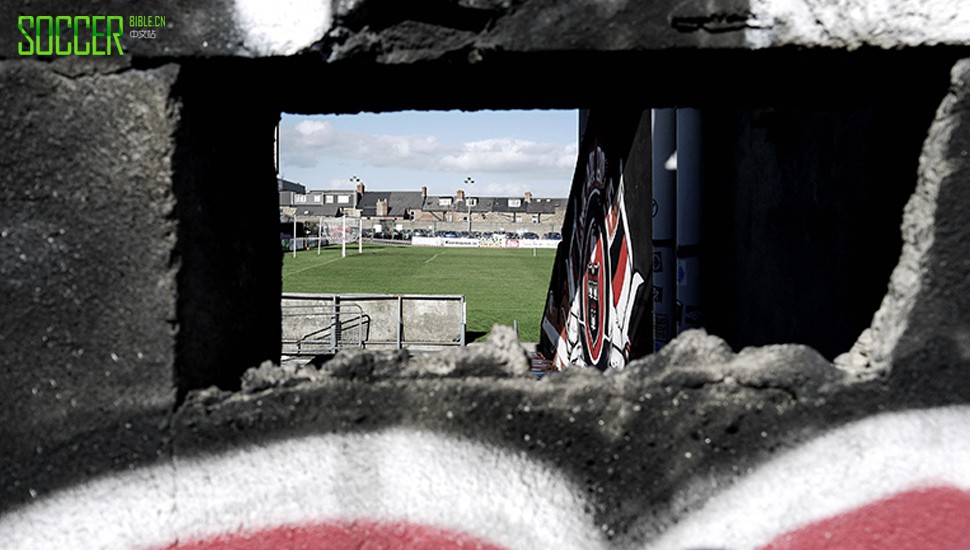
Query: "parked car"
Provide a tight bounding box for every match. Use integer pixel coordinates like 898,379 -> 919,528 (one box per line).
543,231 -> 562,240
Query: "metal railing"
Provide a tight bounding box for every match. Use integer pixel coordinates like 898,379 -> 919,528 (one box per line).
281,293 -> 466,353
281,301 -> 365,356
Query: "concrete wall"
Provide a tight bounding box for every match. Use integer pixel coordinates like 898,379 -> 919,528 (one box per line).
699,98 -> 944,359
0,60 -> 181,514
281,293 -> 465,352
3,1 -> 970,548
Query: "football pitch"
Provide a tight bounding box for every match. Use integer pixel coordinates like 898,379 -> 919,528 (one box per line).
281,244 -> 557,342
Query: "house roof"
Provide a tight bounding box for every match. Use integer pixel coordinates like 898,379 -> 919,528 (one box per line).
524,198 -> 564,214
358,191 -> 425,218
421,195 -> 567,214
423,197 -> 497,213
305,189 -> 357,196
292,204 -> 342,217
489,197 -> 530,213
286,188 -> 566,217
422,195 -> 457,212
278,178 -> 305,194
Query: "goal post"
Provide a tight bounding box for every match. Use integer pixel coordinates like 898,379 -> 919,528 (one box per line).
316,216 -> 362,255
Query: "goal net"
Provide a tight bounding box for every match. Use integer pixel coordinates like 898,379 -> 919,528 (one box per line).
318,216 -> 362,246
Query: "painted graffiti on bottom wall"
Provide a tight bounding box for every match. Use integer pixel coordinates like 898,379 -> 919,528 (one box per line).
648,406 -> 970,550
0,429 -> 607,550
761,486 -> 970,550
159,521 -> 508,550
3,407 -> 970,549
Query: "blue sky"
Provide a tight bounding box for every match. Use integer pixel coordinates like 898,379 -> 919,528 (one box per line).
279,110 -> 579,198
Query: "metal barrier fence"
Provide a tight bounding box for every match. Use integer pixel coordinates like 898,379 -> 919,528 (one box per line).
281,293 -> 466,355
281,301 -> 366,355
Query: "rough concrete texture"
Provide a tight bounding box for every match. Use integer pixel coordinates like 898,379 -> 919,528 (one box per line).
3,0 -> 969,61
7,325 -> 970,548
0,57 -> 282,512
171,327 -> 880,546
3,0 -> 970,548
0,60 -> 180,513
0,1 -> 242,59
847,58 -> 970,389
746,0 -> 970,49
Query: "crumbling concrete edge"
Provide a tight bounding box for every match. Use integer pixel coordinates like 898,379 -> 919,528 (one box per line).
837,58 -> 969,378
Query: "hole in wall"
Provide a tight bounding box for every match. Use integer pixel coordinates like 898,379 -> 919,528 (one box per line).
268,100 -> 938,368
275,109 -> 576,359
163,49 -> 958,392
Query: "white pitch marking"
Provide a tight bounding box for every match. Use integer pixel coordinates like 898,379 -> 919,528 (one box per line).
424,251 -> 445,264
282,254 -> 344,278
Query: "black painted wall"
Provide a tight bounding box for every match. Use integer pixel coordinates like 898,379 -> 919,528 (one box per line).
701,99 -> 942,358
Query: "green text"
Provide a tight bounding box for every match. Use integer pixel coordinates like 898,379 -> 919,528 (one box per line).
18,15 -> 124,56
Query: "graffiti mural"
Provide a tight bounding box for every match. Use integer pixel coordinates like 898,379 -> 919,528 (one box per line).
648,406 -> 970,550
540,110 -> 652,370
0,429 -> 607,550
5,406 -> 970,549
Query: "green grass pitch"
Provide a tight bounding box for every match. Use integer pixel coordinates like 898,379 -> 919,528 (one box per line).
281,244 -> 556,343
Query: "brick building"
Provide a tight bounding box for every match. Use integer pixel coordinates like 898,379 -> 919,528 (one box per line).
280,180 -> 567,231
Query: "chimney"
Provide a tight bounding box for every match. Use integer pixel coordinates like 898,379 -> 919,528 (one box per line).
376,198 -> 389,217
356,182 -> 365,195
421,186 -> 427,197
524,191 -> 533,203
456,189 -> 465,202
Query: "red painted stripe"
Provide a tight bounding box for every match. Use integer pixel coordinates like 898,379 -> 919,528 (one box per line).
762,486 -> 970,550
152,520 -> 509,550
606,205 -> 619,238
611,238 -> 628,307
584,237 -> 605,365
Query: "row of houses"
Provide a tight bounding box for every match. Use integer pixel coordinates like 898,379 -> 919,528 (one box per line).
279,178 -> 567,227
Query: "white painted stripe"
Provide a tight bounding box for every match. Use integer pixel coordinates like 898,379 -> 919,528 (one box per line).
647,405 -> 970,550
424,252 -> 444,264
0,429 -> 607,550
282,254 -> 345,278
233,0 -> 331,55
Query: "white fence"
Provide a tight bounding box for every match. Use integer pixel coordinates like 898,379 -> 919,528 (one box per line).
412,236 -> 561,249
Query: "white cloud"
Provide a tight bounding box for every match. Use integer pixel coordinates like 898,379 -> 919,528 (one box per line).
483,181 -> 531,196
440,139 -> 577,178
282,122 -> 444,170
366,134 -> 442,166
293,119 -> 335,140
281,121 -> 577,182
